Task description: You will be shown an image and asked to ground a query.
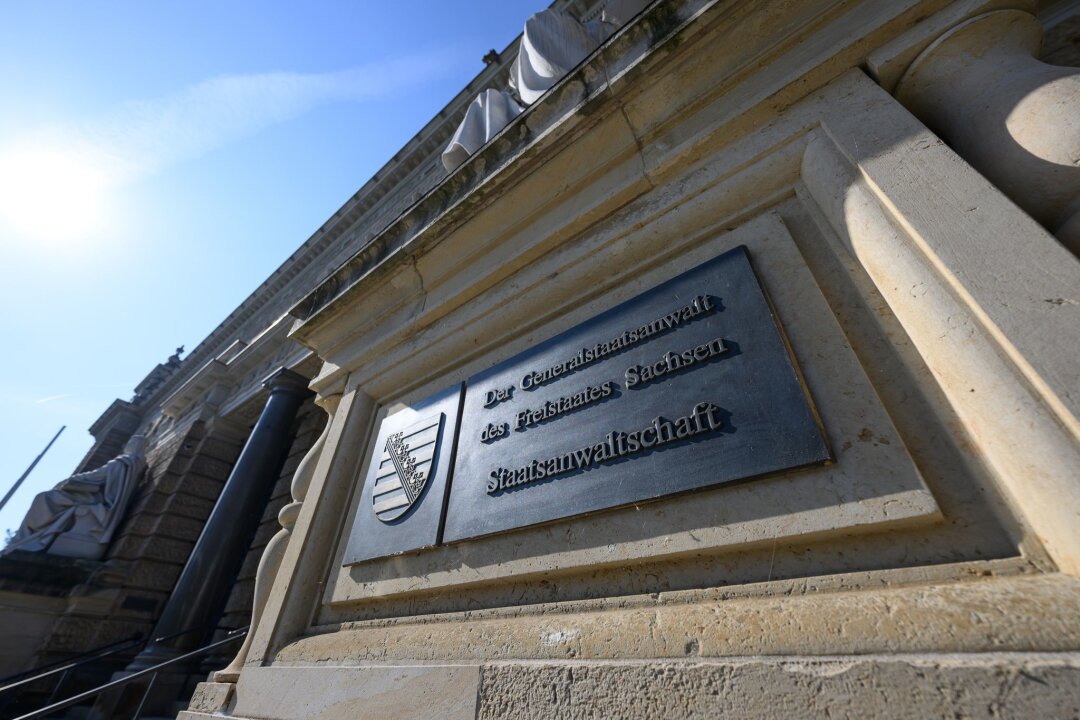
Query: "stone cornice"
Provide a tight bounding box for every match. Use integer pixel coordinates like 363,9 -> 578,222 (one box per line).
155,314 -> 318,423
161,358 -> 229,418
87,399 -> 140,436
286,0 -> 688,335
283,0 -> 974,400
126,27 -> 532,413
102,0 -> 613,422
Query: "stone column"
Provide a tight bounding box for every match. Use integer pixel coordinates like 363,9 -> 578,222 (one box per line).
890,10 -> 1080,253
127,369 -> 312,670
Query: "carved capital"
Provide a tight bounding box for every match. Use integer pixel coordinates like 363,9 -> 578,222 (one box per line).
262,367 -> 312,398
884,9 -> 1080,252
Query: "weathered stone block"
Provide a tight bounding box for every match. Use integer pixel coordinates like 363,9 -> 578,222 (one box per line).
200,437 -> 245,463
109,535 -> 192,565
278,451 -> 303,475
476,657 -> 1080,720
189,454 -> 235,480
250,519 -> 280,549
42,621 -> 99,652
187,681 -> 235,713
151,470 -> 186,495
218,611 -> 251,629
237,547 -> 264,579
224,580 -> 255,614
126,560 -> 184,593
260,491 -> 289,522
0,552 -> 99,597
123,512 -> 204,542
138,490 -> 215,519
176,474 -> 226,501
230,666 -> 480,720
139,536 -> 196,565
164,492 -> 217,519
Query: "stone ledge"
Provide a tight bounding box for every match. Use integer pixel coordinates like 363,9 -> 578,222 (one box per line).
286,0 -> 712,337
208,654 -> 1080,719
477,653 -> 1080,720
282,574 -> 1080,664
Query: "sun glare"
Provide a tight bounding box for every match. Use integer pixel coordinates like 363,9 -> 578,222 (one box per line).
0,144 -> 114,247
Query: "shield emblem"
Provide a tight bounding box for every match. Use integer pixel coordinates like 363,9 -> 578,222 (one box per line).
371,412 -> 444,523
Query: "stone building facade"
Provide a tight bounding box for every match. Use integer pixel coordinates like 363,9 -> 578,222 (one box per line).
3,0 -> 1080,718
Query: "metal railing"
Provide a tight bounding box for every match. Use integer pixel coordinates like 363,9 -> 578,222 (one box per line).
0,624 -> 221,707
0,634 -> 143,689
4,626 -> 246,720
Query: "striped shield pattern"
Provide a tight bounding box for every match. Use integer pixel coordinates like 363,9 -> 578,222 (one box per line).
371,412 -> 444,523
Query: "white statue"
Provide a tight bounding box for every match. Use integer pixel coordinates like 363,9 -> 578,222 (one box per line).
3,436 -> 147,560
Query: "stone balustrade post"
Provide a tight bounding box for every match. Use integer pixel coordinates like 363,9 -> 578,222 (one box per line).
889,9 -> 1080,253
212,392 -> 340,682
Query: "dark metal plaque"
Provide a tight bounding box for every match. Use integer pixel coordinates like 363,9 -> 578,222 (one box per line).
442,246 -> 830,543
343,383 -> 463,564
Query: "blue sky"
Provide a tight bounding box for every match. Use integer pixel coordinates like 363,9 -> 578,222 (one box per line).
0,0 -> 541,536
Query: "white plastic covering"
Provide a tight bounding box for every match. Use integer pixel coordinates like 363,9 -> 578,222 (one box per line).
510,9 -> 613,105
441,89 -> 524,172
3,436 -> 146,559
442,1 -> 653,173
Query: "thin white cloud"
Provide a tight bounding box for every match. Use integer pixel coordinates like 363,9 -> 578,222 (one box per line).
0,50 -> 460,243
30,383 -> 131,404
34,394 -> 72,405
32,52 -> 452,183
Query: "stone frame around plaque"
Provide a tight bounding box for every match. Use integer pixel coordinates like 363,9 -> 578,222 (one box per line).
324,209 -> 940,604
